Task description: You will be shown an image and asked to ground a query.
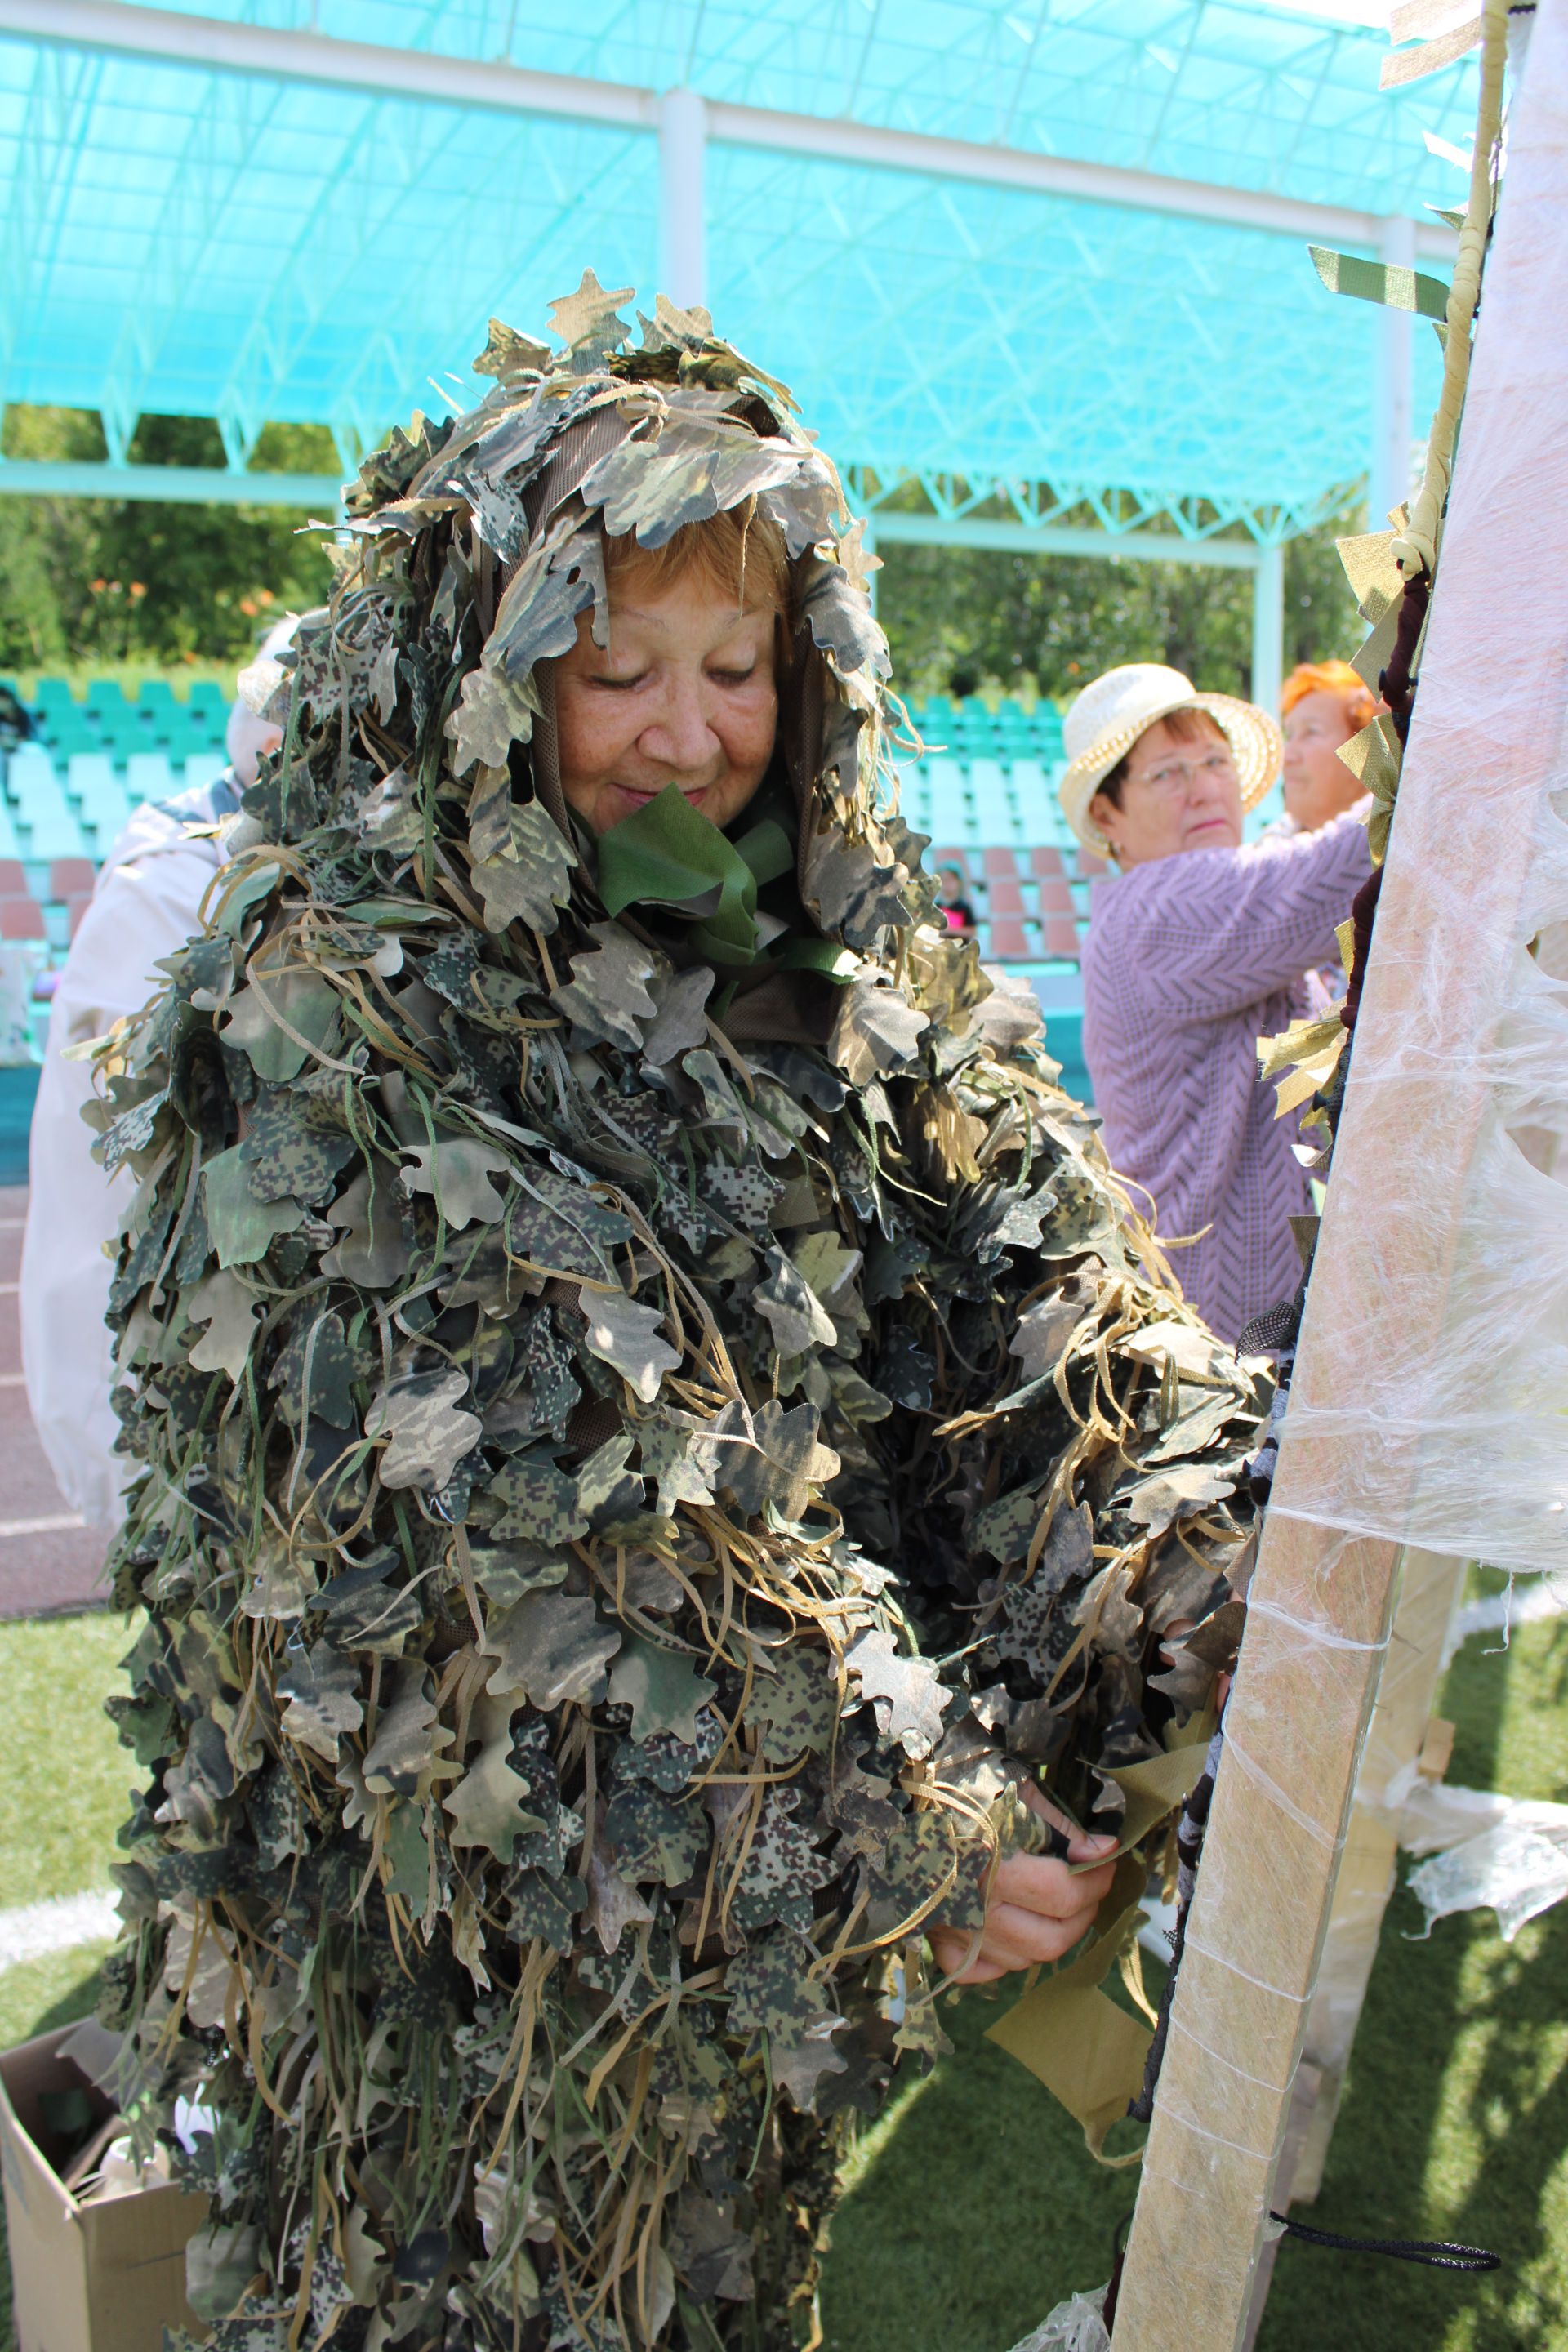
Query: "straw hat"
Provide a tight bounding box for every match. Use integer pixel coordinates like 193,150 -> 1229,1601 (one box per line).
1058,662 -> 1281,856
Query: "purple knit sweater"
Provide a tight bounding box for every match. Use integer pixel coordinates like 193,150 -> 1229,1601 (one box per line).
1082,812 -> 1372,1345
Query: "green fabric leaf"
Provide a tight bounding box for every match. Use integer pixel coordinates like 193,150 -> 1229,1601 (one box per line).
185,1268 -> 261,1380
203,1146 -> 304,1269
1309,245 -> 1451,322
608,1632 -> 717,1743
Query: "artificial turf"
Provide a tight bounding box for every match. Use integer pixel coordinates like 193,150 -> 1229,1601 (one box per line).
0,1594 -> 1563,2352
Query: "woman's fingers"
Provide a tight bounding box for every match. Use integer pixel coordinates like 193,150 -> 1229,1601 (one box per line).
991,1846 -> 1116,1919
926,1839 -> 1120,1984
1018,1781 -> 1121,1869
926,1931 -> 1009,1984
929,1892 -> 1098,1982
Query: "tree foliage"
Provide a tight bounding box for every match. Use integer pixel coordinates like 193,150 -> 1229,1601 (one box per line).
876,517 -> 1363,702
0,407 -> 336,672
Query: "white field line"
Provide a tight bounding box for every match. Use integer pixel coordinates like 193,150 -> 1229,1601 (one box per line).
0,1888 -> 118,1969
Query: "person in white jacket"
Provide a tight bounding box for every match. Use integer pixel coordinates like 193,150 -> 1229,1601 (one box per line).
20,624 -> 294,1530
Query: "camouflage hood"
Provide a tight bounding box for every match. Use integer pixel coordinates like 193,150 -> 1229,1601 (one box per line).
91,278 -> 1268,2352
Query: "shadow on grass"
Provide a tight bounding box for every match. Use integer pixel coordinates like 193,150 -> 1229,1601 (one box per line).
820,1983 -> 1138,2352
1259,1613 -> 1568,2352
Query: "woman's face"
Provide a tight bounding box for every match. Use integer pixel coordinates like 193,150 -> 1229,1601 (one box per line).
553,571 -> 779,836
1283,688 -> 1361,831
1088,715 -> 1244,868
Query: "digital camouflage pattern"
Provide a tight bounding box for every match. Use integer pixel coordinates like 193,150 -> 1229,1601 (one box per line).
91,278 -> 1267,2352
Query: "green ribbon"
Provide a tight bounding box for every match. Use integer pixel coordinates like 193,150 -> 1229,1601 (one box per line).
595,783 -> 796,969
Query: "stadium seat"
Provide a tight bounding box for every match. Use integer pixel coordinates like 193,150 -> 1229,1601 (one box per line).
923,758 -> 972,842
9,751 -> 87,859
898,762 -> 933,834
0,861 -> 27,896
182,751 -> 229,793
136,679 -> 180,731
1009,758 -> 1054,818
189,681 -> 230,733
49,858 -> 96,901
67,749 -> 116,798
987,878 -> 1027,915
1041,916 -> 1082,960
981,846 -> 1019,879
69,898 -> 94,938
929,845 -> 975,880
78,781 -> 132,848
1036,878 -> 1077,915
983,915 -> 1036,960
0,895 -> 45,940
969,759 -> 1021,843
1028,844 -> 1068,880
127,751 -> 176,804
7,742 -> 56,802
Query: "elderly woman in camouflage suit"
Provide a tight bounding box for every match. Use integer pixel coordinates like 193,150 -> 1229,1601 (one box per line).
96,279 -> 1264,2352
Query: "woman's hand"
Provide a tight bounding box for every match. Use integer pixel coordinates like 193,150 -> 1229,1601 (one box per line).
928,1785 -> 1119,1985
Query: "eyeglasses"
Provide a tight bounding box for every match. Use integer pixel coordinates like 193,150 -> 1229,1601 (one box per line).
1132,749 -> 1237,797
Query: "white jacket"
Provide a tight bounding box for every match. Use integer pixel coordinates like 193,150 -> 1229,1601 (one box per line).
20,778 -> 239,1530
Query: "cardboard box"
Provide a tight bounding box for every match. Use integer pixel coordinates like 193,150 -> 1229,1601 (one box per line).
0,2025 -> 209,2352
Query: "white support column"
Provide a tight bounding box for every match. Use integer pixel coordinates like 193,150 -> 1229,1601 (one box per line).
1370,214 -> 1417,528
658,87 -> 707,310
1250,541 -> 1285,716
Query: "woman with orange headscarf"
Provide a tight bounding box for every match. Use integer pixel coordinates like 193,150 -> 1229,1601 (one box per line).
1281,658 -> 1379,831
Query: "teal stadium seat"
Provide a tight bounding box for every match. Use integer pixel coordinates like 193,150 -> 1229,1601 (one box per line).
182,750 -> 229,793
8,747 -> 86,859
70,753 -> 132,845
127,751 -> 176,804
922,757 -> 972,843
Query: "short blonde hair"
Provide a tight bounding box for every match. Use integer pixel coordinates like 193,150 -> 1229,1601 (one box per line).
1281,659 -> 1378,733
604,498 -> 791,616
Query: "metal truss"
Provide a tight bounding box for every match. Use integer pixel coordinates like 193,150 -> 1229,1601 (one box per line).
847,466 -> 1356,551
0,0 -> 1475,529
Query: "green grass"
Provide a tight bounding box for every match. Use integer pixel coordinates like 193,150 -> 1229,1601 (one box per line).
0,1613 -> 135,1913
0,1601 -> 1564,2352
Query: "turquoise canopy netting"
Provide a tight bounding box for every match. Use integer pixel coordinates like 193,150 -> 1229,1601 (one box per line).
0,0 -> 1476,534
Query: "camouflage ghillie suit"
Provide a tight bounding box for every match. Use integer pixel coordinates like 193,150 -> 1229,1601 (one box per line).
93,278 -> 1267,2352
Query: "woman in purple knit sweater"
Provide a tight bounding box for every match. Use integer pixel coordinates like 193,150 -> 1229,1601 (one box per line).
1062,663 -> 1371,1346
